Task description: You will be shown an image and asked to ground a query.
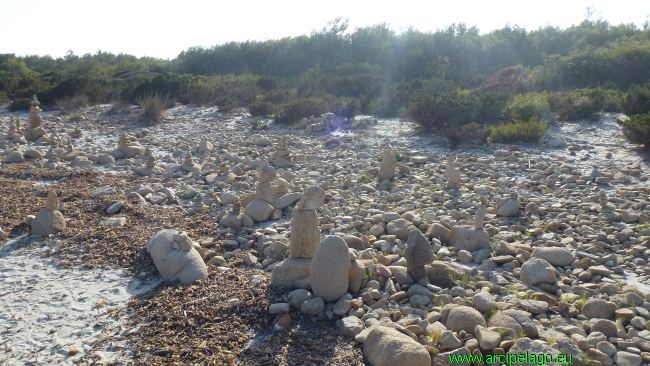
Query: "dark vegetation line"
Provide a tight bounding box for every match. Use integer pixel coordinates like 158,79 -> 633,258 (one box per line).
1,18 -> 650,145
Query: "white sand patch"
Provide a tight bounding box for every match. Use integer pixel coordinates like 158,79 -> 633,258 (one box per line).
0,238 -> 160,365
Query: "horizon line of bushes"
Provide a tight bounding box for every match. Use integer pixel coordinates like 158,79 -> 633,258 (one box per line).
2,18 -> 650,145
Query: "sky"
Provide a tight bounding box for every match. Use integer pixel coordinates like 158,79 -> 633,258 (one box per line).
1,0 -> 649,60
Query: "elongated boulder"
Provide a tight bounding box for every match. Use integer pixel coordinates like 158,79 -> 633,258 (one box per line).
363,326 -> 431,366
310,236 -> 350,302
405,229 -> 434,281
378,148 -> 397,180
289,207 -> 320,258
531,247 -> 574,267
146,229 -> 208,285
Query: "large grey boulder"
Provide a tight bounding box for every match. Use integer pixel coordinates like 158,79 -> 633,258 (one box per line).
363,326 -> 431,366
496,193 -> 519,217
531,247 -> 574,267
444,306 -> 486,335
520,258 -> 557,286
386,219 -> 415,240
270,257 -> 311,288
3,150 -> 24,164
450,225 -> 489,252
582,299 -> 616,319
310,236 -> 350,302
244,199 -> 275,222
146,229 -> 208,286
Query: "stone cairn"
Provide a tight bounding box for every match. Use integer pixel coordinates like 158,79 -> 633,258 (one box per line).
134,148 -> 162,176
219,199 -> 243,230
115,133 -> 146,159
6,116 -> 26,144
270,185 -> 325,287
181,152 -> 199,172
197,138 -> 214,154
31,190 -> 66,237
271,138 -> 293,168
378,147 -> 397,180
24,95 -> 48,142
243,165 -> 278,222
444,155 -> 461,190
146,229 -> 208,286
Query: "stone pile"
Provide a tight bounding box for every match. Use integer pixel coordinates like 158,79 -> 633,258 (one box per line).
114,133 -> 146,159
146,229 -> 208,285
444,155 -> 461,190
5,116 -> 26,144
270,186 -> 325,287
31,190 -> 66,237
23,95 -> 48,142
271,138 -> 293,168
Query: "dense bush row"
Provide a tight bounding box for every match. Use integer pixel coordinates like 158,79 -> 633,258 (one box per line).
1,19 -> 650,144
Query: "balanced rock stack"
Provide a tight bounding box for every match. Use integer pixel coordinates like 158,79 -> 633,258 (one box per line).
6,116 -> 26,144
114,133 -> 146,159
271,138 -> 293,168
444,155 -> 461,190
219,199 -> 244,230
429,204 -> 490,253
23,95 -> 48,142
244,166 -> 279,222
134,148 -> 163,176
378,147 -> 397,180
146,229 -> 208,285
197,138 -> 214,154
271,186 -> 325,287
31,190 -> 66,237
181,152 -> 201,172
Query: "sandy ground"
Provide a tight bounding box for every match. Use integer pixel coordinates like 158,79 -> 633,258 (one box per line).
0,237 -> 161,365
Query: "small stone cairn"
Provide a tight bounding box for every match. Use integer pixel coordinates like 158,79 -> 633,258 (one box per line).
24,95 -> 48,142
31,190 -> 66,236
270,186 -> 325,287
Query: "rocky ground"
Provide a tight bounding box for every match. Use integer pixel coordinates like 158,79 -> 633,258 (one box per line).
1,104 -> 650,365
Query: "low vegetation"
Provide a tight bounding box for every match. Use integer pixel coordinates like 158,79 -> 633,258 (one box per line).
1,19 -> 650,144
619,113 -> 650,146
137,94 -> 168,124
487,118 -> 548,143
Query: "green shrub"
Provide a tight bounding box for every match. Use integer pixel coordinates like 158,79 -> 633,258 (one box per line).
8,97 -> 32,111
624,84 -> 650,115
620,113 -> 650,146
504,93 -> 550,121
549,92 -> 601,121
137,94 -> 168,124
487,118 -> 548,143
407,89 -> 479,130
443,122 -> 488,148
248,101 -> 275,116
275,97 -> 328,124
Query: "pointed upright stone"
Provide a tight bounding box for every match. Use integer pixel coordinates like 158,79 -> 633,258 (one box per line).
405,229 -> 435,281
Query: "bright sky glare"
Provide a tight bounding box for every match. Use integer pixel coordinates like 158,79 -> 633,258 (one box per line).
1,0 -> 649,59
